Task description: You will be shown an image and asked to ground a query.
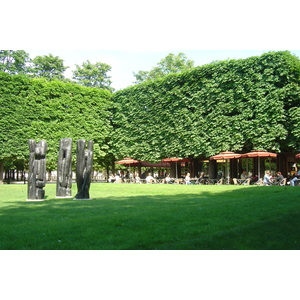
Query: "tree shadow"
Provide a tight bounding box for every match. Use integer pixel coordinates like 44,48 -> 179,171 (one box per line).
0,185 -> 299,250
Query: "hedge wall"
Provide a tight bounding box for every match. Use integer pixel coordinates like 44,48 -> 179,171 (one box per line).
2,51 -> 300,170
111,51 -> 300,161
0,72 -> 113,170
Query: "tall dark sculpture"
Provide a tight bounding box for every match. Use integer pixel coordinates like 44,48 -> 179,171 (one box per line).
75,139 -> 93,200
56,138 -> 73,198
27,139 -> 47,201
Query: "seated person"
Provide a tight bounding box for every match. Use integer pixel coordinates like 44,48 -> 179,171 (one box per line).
275,172 -> 284,185
290,169 -> 300,186
145,173 -> 155,184
185,173 -> 191,185
240,170 -> 248,180
114,173 -> 122,183
217,170 -> 223,180
165,173 -> 172,184
108,174 -> 115,183
251,174 -> 259,184
263,171 -> 272,185
197,172 -> 205,184
135,174 -> 141,184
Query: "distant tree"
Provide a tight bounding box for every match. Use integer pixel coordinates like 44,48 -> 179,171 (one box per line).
133,52 -> 195,84
31,54 -> 69,80
0,50 -> 32,74
72,60 -> 113,91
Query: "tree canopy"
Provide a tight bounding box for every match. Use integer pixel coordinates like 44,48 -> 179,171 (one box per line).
0,50 -> 32,74
72,60 -> 113,91
31,54 -> 69,80
133,52 -> 195,84
0,72 -> 113,170
1,51 -> 300,171
112,51 -> 300,161
0,51 -> 114,90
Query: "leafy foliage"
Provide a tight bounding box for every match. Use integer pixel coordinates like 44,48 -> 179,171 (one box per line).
0,50 -> 32,74
112,51 -> 300,160
31,54 -> 69,80
0,72 -> 113,169
72,60 -> 113,91
2,51 -> 300,170
133,52 -> 195,84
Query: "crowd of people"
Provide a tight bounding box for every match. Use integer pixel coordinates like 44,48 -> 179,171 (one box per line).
242,169 -> 298,186
107,168 -> 300,186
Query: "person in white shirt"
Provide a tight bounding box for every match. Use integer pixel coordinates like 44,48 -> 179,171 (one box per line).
165,173 -> 172,184
108,174 -> 115,183
114,173 -> 121,183
146,173 -> 155,184
263,171 -> 272,185
135,174 -> 141,184
185,173 -> 191,185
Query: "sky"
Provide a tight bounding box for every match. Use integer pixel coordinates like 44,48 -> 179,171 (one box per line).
5,1 -> 300,91
26,49 -> 300,91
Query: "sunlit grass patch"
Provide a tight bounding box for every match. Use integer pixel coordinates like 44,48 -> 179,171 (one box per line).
0,183 -> 299,250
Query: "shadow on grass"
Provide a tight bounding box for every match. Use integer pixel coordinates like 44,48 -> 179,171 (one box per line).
0,185 -> 299,250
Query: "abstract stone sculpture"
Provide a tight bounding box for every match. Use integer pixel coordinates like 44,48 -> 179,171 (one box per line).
74,139 -> 93,200
56,138 -> 73,198
27,139 -> 47,201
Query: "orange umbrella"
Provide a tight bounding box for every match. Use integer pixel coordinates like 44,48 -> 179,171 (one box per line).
162,157 -> 192,162
140,161 -> 171,167
241,150 -> 277,158
161,158 -> 191,178
241,150 -> 277,178
115,157 -> 140,165
210,151 -> 241,183
210,151 -> 242,160
162,158 -> 179,162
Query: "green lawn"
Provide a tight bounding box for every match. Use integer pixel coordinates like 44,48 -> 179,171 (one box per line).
0,183 -> 300,250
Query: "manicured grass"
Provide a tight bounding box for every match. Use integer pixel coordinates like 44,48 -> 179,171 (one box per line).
0,183 -> 300,250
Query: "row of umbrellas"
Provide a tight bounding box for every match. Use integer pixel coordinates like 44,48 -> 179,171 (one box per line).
116,157 -> 191,178
210,150 -> 277,182
116,151 -> 278,179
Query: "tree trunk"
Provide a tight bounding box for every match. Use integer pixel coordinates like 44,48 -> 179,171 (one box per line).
0,162 -> 3,184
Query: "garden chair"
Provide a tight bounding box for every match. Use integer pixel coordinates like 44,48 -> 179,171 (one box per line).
216,178 -> 223,185
243,178 -> 251,185
254,178 -> 263,185
280,178 -> 287,186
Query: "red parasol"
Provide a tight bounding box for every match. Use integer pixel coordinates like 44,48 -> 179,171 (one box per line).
241,150 -> 277,158
210,151 -> 242,160
210,151 -> 241,183
161,158 -> 191,178
241,150 -> 277,179
115,157 -> 140,165
162,157 -> 192,162
140,161 -> 171,168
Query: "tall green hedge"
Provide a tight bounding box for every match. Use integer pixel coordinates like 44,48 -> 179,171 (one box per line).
0,72 -> 113,169
111,51 -> 300,161
2,51 -> 300,170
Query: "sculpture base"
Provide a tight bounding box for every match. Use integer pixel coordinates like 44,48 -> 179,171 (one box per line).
73,198 -> 93,201
26,199 -> 45,202
55,196 -> 73,199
